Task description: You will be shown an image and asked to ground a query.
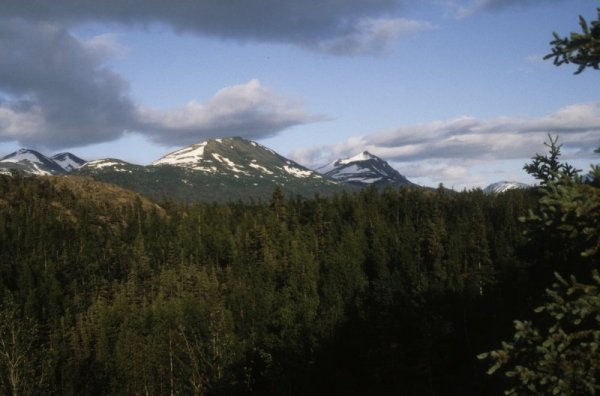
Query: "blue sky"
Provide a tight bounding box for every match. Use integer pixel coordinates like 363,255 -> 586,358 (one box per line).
0,0 -> 598,189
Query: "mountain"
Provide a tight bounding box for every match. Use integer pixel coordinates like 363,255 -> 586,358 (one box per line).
80,158 -> 145,174
51,152 -> 86,172
0,149 -> 67,175
316,151 -> 414,187
152,137 -> 331,182
483,181 -> 530,194
0,149 -> 86,175
77,137 -> 346,202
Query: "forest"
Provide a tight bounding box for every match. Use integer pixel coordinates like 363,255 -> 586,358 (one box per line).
1,136 -> 598,395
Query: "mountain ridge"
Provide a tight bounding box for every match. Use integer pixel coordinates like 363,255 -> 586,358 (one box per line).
1,138 -> 421,202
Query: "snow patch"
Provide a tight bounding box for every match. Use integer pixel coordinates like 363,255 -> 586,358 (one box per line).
53,157 -> 81,171
83,159 -> 127,169
249,162 -> 274,174
283,165 -> 312,178
338,151 -> 375,165
346,176 -> 383,184
153,142 -> 207,167
334,165 -> 367,175
212,153 -> 249,175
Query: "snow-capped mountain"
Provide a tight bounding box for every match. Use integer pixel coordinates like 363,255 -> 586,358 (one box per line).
51,152 -> 86,172
316,151 -> 414,187
77,137 -> 344,202
0,149 -> 68,175
483,181 -> 530,194
152,137 -> 328,182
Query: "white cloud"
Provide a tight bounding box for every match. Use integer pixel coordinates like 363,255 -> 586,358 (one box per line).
137,79 -> 326,146
310,17 -> 433,55
291,102 -> 600,187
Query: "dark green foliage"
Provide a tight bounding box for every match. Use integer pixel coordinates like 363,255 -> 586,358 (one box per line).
481,138 -> 600,394
545,7 -> 600,74
479,272 -> 600,395
0,175 -> 537,395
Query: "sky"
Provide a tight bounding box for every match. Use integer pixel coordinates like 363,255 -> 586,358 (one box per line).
0,0 -> 598,189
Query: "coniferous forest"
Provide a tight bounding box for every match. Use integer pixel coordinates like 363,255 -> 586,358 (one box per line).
0,171 -> 535,395
1,134 -> 600,395
0,167 -> 560,395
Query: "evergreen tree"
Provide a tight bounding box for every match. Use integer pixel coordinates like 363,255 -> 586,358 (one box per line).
480,139 -> 600,394
545,6 -> 600,73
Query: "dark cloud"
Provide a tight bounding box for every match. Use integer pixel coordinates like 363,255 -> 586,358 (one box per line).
0,19 -> 136,149
2,0 -> 411,53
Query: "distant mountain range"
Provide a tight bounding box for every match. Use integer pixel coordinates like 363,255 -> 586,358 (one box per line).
0,149 -> 85,176
1,140 -> 548,201
75,137 -> 349,202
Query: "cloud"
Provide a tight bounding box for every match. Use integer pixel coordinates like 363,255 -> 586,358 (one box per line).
394,160 -> 482,189
0,2 -> 431,149
0,19 -> 136,149
456,0 -> 564,18
291,102 -> 600,169
0,20 -> 323,149
136,79 -> 326,147
308,17 -> 433,55
0,0 -> 430,55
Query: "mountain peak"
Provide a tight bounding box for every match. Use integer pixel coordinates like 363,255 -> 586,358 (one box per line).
317,151 -> 414,187
51,152 -> 86,172
150,137 -> 323,182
